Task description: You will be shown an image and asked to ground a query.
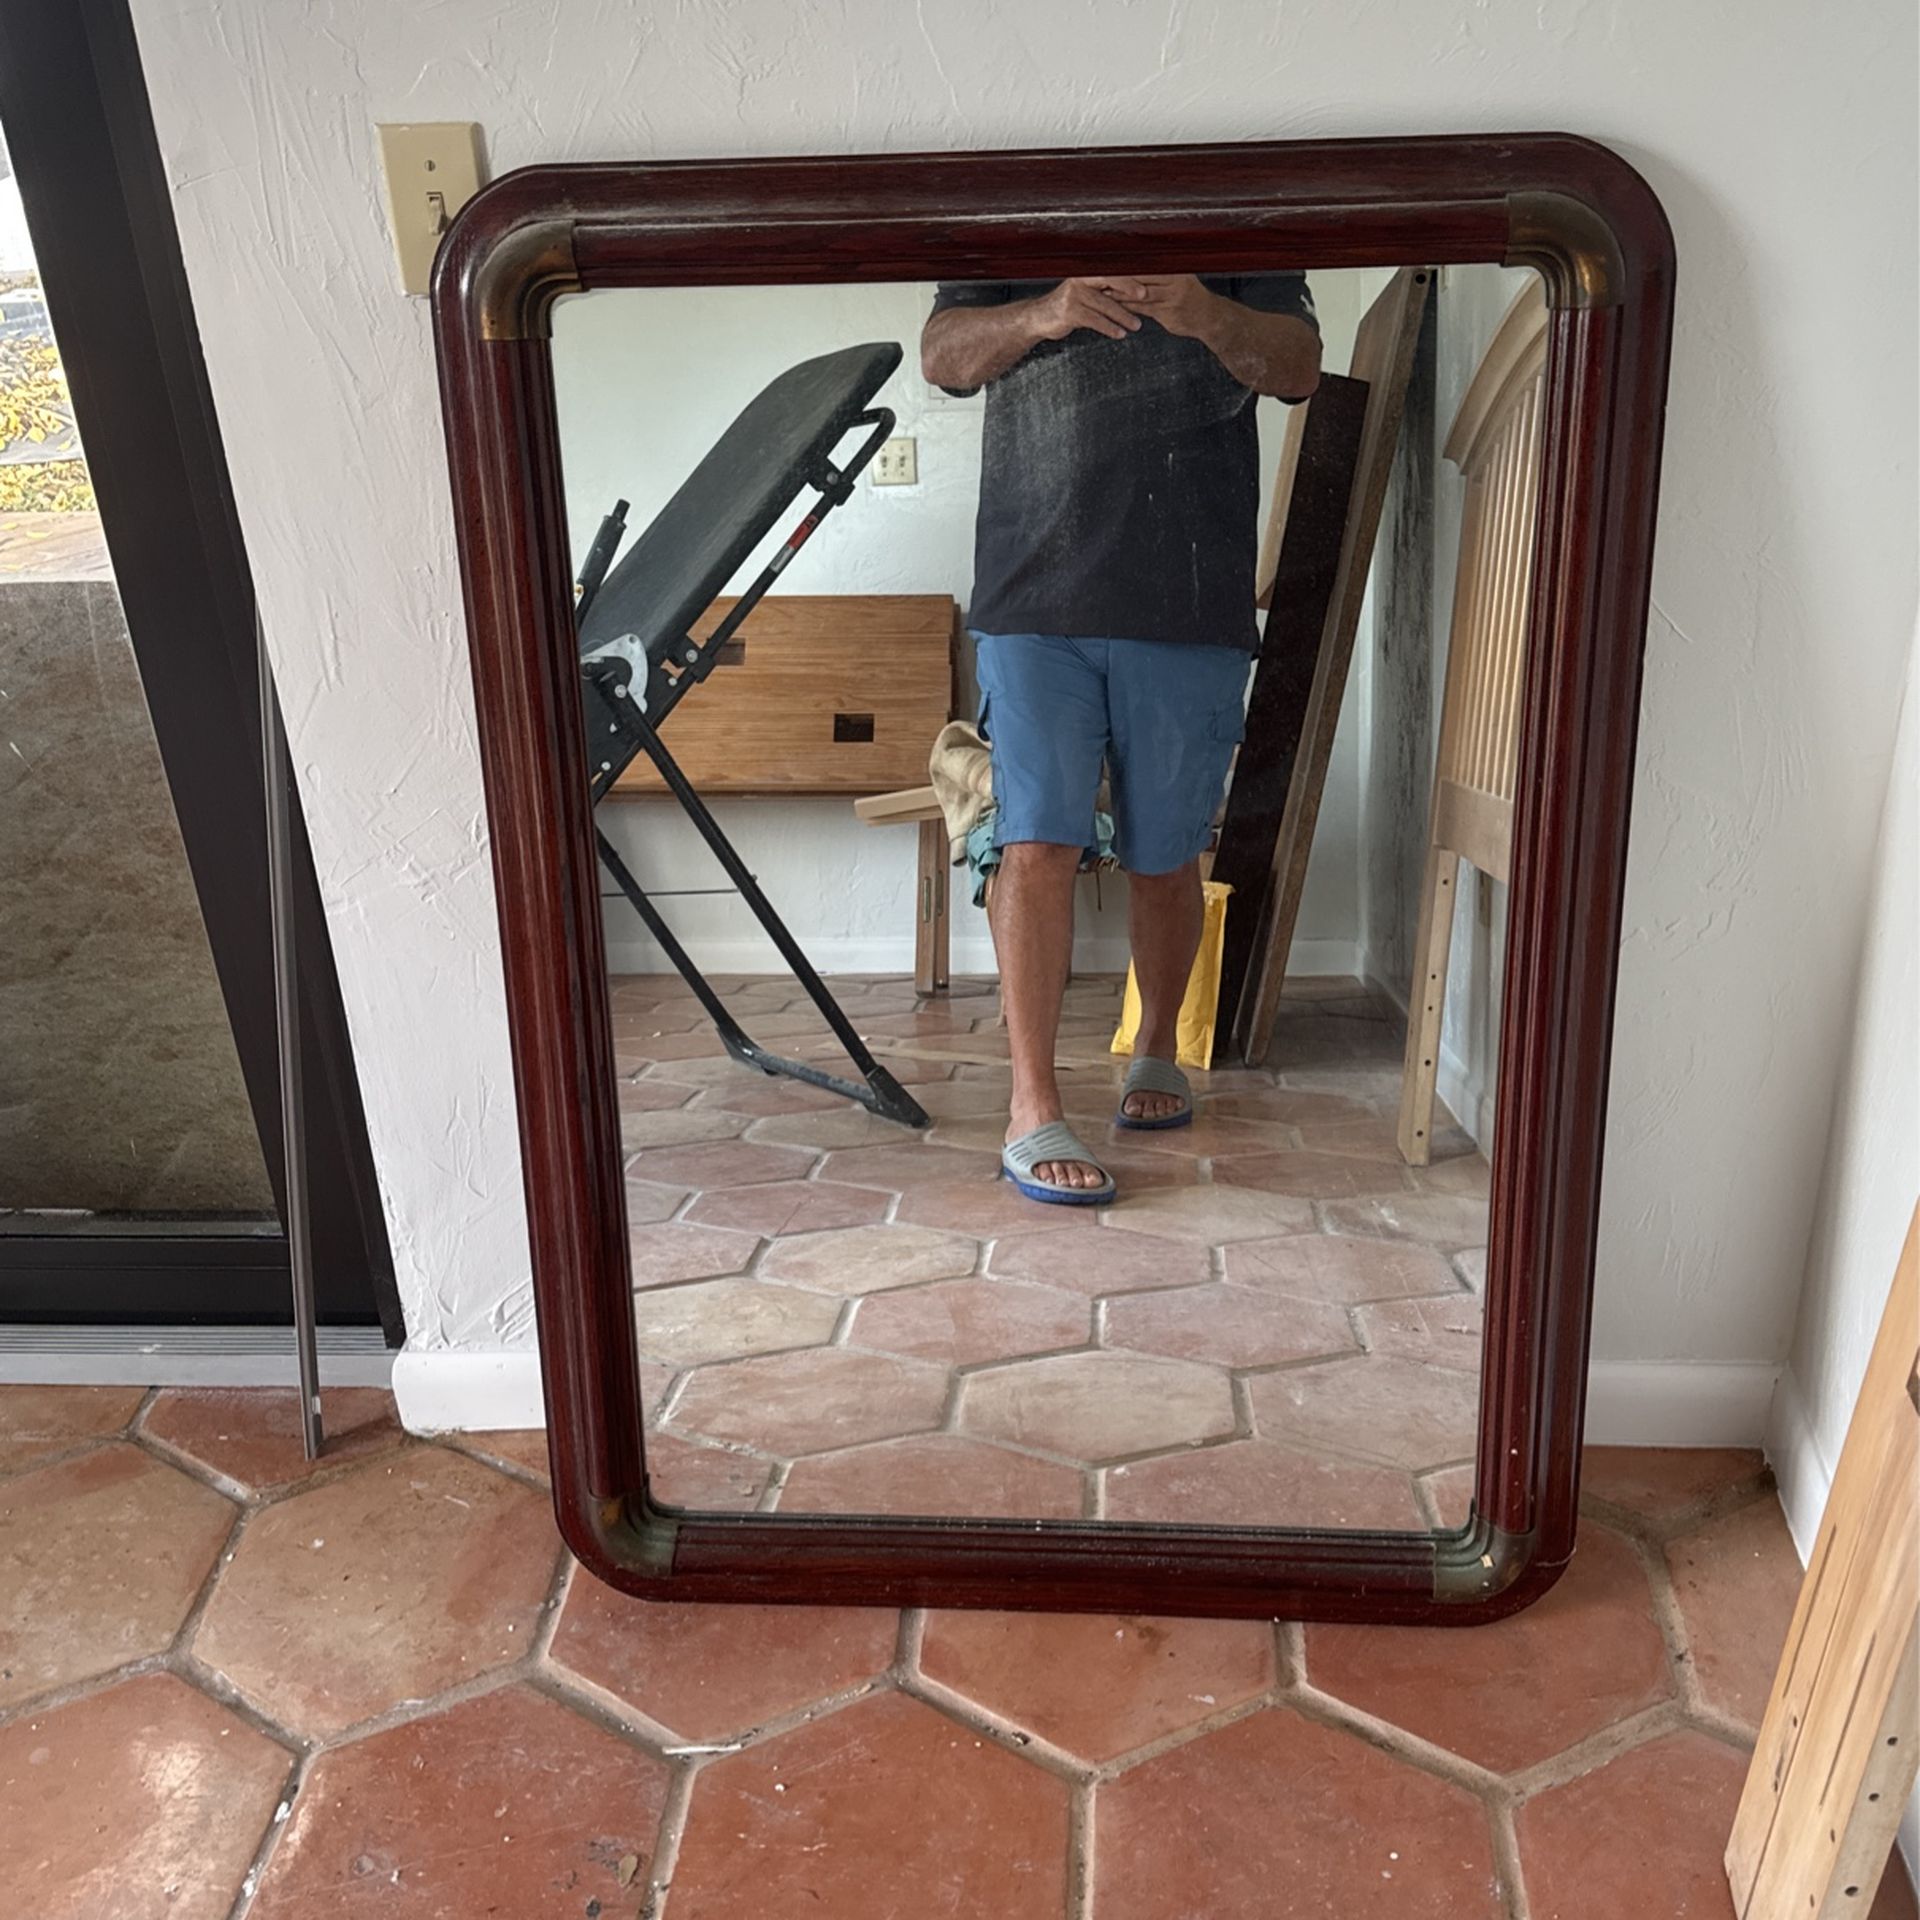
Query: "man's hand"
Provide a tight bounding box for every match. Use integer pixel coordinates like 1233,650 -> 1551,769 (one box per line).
1028,277 -> 1150,342
1115,274 -> 1221,340
1120,274 -> 1322,400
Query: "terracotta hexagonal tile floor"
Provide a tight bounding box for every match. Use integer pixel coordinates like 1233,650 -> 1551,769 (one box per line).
757,1222 -> 980,1293
1225,1230 -> 1465,1302
193,1449 -> 557,1736
1104,1280 -> 1357,1367
250,1685 -> 668,1918
776,1432 -> 1086,1518
665,1346 -> 949,1455
627,1221 -> 762,1288
643,1430 -> 773,1511
1106,1437 -> 1426,1530
847,1275 -> 1091,1364
1665,1495 -> 1805,1730
960,1350 -> 1237,1462
1581,1445 -> 1771,1524
1515,1728 -> 1748,1920
1306,1523 -> 1674,1772
0,1385 -> 146,1474
669,1691 -> 1072,1919
0,1443 -> 234,1709
1249,1352 -> 1479,1472
141,1387 -> 407,1494
550,1577 -> 896,1742
3,1351 -> 1913,1920
630,1274 -> 841,1366
919,1610 -> 1275,1761
682,1177 -> 890,1236
1095,1707 -> 1504,1918
0,1673 -> 289,1920
988,1222 -> 1213,1294
1100,1181 -> 1318,1242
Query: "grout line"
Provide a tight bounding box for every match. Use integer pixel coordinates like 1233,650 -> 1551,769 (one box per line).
1067,1778 -> 1096,1920
636,1760 -> 700,1920
1488,1794 -> 1532,1919
223,1747 -> 309,1920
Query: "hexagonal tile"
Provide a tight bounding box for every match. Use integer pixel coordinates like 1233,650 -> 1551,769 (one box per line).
0,1674 -> 288,1920
1212,1148 -> 1413,1199
742,1106 -> 910,1149
627,1221 -> 761,1288
1094,1707 -> 1501,1918
1515,1729 -> 1746,1920
816,1140 -> 1003,1191
194,1450 -> 556,1736
0,1386 -> 145,1475
644,1431 -> 771,1512
1105,1282 -> 1356,1368
627,1138 -> 819,1189
1580,1446 -> 1770,1524
141,1388 -> 407,1494
631,1276 -> 840,1366
1100,1183 -> 1316,1244
1420,1463 -> 1478,1530
1299,1112 -> 1475,1162
1306,1524 -> 1672,1773
777,1434 -> 1085,1519
1203,1087 -> 1374,1127
758,1223 -> 978,1294
670,1691 -> 1070,1917
615,1073 -> 694,1112
666,1348 -> 947,1455
1106,1439 -> 1425,1531
448,1428 -> 553,1481
894,1177 -> 1084,1235
550,1576 -> 895,1741
622,1176 -> 689,1224
989,1223 -> 1213,1295
1248,1354 -> 1478,1471
1320,1193 -> 1490,1252
1225,1232 -> 1464,1303
960,1352 -> 1236,1463
1356,1294 -> 1485,1372
848,1277 -> 1090,1365
683,1179 -> 890,1237
249,1685 -> 667,1918
1665,1496 -> 1804,1730
920,1610 -> 1274,1761
617,1106 -> 749,1151
0,1444 -> 233,1709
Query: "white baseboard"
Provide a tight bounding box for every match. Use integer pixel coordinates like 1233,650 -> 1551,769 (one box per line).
391,1346 -> 545,1432
1581,1361 -> 1780,1446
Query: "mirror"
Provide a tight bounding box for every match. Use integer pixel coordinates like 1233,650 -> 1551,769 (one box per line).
549,261 -> 1540,1537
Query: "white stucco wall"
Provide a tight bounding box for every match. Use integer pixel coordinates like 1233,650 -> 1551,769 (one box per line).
125,0 -> 1918,1399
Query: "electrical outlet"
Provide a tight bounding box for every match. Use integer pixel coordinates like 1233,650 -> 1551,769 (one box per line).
377,123 -> 485,296
872,436 -> 919,486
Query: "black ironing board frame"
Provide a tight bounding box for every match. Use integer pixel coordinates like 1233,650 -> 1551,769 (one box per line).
572,341 -> 929,1129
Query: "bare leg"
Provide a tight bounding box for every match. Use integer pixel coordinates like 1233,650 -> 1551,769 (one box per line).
1122,858 -> 1204,1121
989,841 -> 1105,1191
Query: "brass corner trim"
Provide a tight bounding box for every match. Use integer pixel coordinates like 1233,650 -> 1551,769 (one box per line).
1504,189 -> 1626,311
472,216 -> 581,341
1431,1511 -> 1539,1600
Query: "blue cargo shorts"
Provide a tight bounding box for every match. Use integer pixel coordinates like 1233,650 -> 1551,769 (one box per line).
973,632 -> 1250,877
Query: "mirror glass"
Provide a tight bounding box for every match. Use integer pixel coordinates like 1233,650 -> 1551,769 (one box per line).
551,261 -> 1541,1534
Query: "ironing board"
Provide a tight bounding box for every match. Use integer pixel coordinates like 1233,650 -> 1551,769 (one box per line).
574,341 -> 929,1128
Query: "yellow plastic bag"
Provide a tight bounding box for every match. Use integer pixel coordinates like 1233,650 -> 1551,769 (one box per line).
1110,880 -> 1233,1070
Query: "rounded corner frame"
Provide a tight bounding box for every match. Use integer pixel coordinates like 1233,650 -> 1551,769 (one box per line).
431,132 -> 1675,1626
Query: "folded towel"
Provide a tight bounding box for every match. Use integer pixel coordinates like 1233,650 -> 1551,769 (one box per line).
929,721 -> 995,864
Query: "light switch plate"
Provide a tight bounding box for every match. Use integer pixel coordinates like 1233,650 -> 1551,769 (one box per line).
377,123 -> 485,296
873,436 -> 919,486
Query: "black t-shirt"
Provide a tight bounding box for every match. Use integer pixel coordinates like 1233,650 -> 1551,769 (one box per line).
930,275 -> 1318,651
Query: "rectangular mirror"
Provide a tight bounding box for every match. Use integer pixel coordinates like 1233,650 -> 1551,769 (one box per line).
433,137 -> 1674,1622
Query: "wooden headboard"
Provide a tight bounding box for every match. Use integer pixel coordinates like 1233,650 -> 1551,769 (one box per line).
609,593 -> 959,797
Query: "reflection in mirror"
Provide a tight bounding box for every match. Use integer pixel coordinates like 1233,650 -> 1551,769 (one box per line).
550,262 -> 1543,1536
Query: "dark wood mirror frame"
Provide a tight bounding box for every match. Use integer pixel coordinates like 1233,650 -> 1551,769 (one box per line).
431,133 -> 1673,1625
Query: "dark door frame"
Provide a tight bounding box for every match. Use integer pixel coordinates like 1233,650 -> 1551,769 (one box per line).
0,0 -> 400,1336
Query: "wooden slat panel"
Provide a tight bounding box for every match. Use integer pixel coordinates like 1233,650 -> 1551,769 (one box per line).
609,594 -> 956,796
1727,1204 -> 1920,1919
